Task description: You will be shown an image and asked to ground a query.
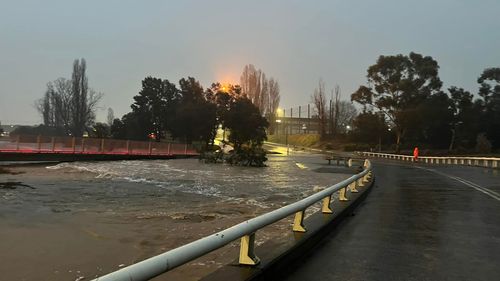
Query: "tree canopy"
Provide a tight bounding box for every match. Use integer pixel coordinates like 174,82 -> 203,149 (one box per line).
352,52 -> 442,152
36,59 -> 102,137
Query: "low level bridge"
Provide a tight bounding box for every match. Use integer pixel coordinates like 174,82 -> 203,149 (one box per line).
0,135 -> 198,161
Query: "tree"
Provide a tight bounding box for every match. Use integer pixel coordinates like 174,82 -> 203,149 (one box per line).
416,92 -> 453,149
121,112 -> 146,140
478,68 -> 500,105
91,122 -> 110,138
326,85 -> 357,136
351,52 -> 442,152
335,101 -> 358,134
225,97 -> 269,150
311,79 -> 327,138
36,59 -> 102,137
131,76 -> 178,141
107,108 -> 115,127
37,86 -> 53,126
170,77 -> 217,147
71,59 -> 102,137
110,118 -> 127,139
268,78 -> 280,114
329,85 -> 341,136
240,64 -> 280,116
448,87 -> 480,150
205,83 -> 242,144
10,125 -> 66,137
477,67 -> 500,148
351,111 -> 390,150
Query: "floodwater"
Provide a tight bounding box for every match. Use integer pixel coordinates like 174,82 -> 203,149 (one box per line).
0,152 -> 355,281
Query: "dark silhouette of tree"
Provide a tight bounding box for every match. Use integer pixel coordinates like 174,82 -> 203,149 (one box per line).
351,52 -> 442,152
225,97 -> 269,151
10,125 -> 67,137
36,59 -> 102,137
106,108 -> 114,127
416,92 -> 453,149
120,112 -> 146,140
477,67 -> 500,148
91,122 -> 110,138
36,78 -> 72,132
71,59 -> 102,137
240,64 -> 280,116
267,78 -> 280,133
110,118 -> 127,139
170,77 -> 217,147
335,101 -> 358,134
351,111 -> 390,150
205,83 -> 242,144
131,76 -> 179,141
311,79 -> 327,138
448,87 -> 481,150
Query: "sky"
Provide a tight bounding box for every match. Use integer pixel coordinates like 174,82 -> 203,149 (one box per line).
1,0 -> 499,125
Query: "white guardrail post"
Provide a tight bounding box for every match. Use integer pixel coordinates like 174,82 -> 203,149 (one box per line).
93,160 -> 374,281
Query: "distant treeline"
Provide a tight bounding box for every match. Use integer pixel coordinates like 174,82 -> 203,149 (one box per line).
18,60 -> 280,165
349,52 -> 500,153
12,53 -> 500,154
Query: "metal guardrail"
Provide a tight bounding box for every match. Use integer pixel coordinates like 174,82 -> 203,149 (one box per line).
93,160 -> 373,281
360,152 -> 500,169
0,135 -> 197,156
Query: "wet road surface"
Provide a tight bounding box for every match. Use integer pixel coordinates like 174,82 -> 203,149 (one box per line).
282,160 -> 500,281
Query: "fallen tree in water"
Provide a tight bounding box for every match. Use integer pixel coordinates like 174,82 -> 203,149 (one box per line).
200,144 -> 267,167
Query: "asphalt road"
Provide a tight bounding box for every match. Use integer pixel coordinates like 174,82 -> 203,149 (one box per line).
281,159 -> 500,281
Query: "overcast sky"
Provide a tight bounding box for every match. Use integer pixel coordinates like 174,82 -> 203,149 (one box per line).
1,0 -> 499,125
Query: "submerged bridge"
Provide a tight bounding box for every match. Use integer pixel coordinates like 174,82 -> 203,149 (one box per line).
90,152 -> 500,281
0,135 -> 198,161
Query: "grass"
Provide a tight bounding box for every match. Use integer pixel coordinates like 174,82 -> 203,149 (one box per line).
267,134 -> 321,148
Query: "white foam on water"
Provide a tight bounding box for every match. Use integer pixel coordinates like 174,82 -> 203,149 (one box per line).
47,162 -> 119,179
42,158 -> 339,213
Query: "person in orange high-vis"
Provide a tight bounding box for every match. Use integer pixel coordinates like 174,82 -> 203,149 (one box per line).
413,147 -> 419,162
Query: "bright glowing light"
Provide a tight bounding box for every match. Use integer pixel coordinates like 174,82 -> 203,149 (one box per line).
276,119 -> 282,123
276,108 -> 284,117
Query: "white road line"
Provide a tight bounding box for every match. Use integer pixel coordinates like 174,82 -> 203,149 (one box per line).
416,166 -> 500,201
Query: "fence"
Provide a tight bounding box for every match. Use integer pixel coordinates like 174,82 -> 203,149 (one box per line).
360,152 -> 500,169
0,135 -> 197,156
93,159 -> 373,281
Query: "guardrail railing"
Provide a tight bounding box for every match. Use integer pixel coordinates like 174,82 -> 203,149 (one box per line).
0,135 -> 197,156
93,159 -> 373,281
360,152 -> 500,169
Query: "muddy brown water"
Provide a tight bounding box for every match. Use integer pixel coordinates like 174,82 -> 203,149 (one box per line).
0,153 -> 354,281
